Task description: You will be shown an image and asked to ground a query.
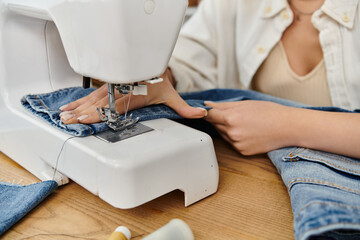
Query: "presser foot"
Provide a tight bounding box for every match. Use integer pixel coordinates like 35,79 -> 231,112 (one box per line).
96,107 -> 139,131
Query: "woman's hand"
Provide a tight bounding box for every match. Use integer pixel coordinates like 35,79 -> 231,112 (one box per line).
60,68 -> 207,124
205,101 -> 295,155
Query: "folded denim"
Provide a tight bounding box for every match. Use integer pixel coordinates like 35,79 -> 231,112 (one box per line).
21,87 -> 360,239
269,148 -> 360,240
0,181 -> 58,235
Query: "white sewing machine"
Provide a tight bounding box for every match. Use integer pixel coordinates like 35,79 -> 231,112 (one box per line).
0,0 -> 219,209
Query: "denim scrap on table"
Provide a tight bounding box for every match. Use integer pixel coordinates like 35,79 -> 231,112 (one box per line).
0,181 -> 58,235
21,87 -> 360,240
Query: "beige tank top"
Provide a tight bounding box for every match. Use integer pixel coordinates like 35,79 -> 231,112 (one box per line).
251,42 -> 332,106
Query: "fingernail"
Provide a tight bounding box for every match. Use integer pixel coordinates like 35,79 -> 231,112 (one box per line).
59,104 -> 68,111
197,107 -> 208,117
204,101 -> 213,105
60,111 -> 71,117
77,115 -> 89,121
61,113 -> 75,121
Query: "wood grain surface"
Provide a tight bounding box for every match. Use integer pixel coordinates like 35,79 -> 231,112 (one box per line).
0,138 -> 294,240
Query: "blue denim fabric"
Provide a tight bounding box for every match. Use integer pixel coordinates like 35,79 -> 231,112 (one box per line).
21,87 -> 212,137
0,181 -> 58,235
21,87 -> 360,239
269,148 -> 360,240
22,87 -> 355,137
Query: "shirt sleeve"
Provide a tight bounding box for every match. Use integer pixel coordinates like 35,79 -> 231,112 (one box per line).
169,0 -> 219,92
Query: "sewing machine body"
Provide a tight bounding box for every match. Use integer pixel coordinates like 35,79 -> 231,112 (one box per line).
0,0 -> 219,208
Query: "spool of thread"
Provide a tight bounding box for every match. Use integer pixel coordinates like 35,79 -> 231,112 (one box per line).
142,219 -> 194,240
108,226 -> 131,240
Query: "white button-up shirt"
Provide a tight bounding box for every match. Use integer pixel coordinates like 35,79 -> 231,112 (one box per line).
169,0 -> 360,110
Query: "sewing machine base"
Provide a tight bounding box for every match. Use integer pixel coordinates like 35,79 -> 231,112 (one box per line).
0,110 -> 219,208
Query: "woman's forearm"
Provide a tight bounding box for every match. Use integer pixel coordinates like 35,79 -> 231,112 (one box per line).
289,108 -> 360,159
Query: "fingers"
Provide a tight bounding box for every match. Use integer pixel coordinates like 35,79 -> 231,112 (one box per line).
59,84 -> 108,112
165,92 -> 207,119
118,94 -> 147,113
204,108 -> 226,124
71,95 -> 108,116
61,108 -> 101,125
117,91 -> 208,120
145,77 -> 207,119
214,127 -> 241,152
59,97 -> 87,112
60,75 -> 208,125
168,99 -> 207,119
205,101 -> 239,110
75,111 -> 101,124
61,93 -> 145,124
60,95 -> 108,124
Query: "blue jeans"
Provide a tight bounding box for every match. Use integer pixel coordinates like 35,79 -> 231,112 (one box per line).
0,181 -> 58,235
21,87 -> 211,136
22,87 -> 360,239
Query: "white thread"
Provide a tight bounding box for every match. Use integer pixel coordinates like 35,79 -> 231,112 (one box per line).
123,95 -> 127,118
125,92 -> 132,118
53,136 -> 75,181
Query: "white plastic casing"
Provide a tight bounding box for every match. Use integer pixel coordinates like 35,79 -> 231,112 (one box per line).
4,0 -> 187,84
0,0 -> 219,208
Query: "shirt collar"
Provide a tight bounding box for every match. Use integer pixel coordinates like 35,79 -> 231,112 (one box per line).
321,0 -> 359,29
261,0 -> 359,29
261,0 -> 288,18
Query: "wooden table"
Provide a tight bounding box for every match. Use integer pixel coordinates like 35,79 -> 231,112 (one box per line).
0,138 -> 294,240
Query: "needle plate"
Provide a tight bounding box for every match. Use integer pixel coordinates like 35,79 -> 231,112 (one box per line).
95,123 -> 154,143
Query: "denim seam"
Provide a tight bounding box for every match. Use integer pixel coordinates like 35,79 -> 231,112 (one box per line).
295,201 -> 360,222
293,148 -> 360,166
287,178 -> 360,195
86,126 -> 93,136
33,95 -> 59,112
287,148 -> 306,158
0,180 -> 57,188
312,150 -> 360,162
33,93 -> 94,136
300,223 -> 360,240
286,149 -> 360,175
305,150 -> 360,166
296,155 -> 360,175
33,95 -> 48,109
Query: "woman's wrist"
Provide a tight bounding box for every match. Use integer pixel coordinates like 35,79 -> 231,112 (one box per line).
281,107 -> 327,150
276,106 -> 306,149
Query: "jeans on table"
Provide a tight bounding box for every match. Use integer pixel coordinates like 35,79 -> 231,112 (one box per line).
0,181 -> 58,235
21,87 -> 360,240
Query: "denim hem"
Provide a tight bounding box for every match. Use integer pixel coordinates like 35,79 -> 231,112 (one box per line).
296,201 -> 360,240
0,180 -> 58,235
21,89 -> 107,137
0,180 -> 57,188
0,182 -> 22,187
